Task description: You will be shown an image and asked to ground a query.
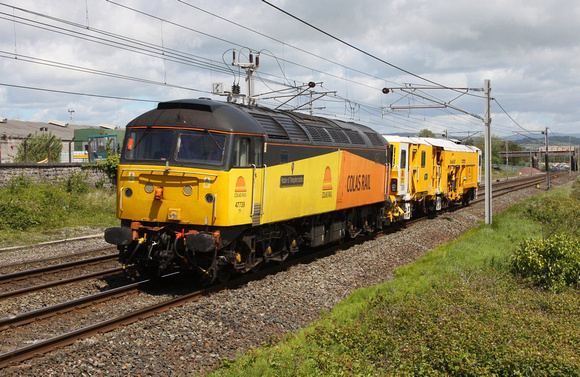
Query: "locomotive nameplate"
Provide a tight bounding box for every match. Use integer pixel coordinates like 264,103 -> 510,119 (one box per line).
280,175 -> 304,187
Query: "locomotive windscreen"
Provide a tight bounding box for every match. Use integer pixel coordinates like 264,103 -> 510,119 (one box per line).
123,128 -> 226,165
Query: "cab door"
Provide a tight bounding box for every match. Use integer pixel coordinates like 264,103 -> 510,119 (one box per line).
398,143 -> 409,196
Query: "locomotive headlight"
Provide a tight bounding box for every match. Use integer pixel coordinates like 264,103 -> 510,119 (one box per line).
168,209 -> 181,220
144,183 -> 154,194
205,193 -> 215,204
124,188 -> 133,198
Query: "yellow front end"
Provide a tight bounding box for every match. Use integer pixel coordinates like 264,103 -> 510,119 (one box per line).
441,149 -> 479,200
116,164 -> 257,228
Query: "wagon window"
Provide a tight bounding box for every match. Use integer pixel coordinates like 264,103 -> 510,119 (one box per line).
421,150 -> 426,168
400,149 -> 407,169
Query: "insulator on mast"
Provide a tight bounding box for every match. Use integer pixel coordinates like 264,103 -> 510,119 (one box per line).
255,55 -> 260,68
232,84 -> 240,94
232,50 -> 236,64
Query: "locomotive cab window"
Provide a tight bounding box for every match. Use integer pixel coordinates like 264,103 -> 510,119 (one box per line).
400,150 -> 407,169
280,151 -> 289,164
421,151 -> 426,168
234,137 -> 263,167
175,130 -> 225,165
124,128 -> 174,161
253,138 -> 263,167
234,137 -> 251,167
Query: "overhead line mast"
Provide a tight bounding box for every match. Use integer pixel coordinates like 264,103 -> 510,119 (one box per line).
231,50 -> 259,106
384,80 -> 494,224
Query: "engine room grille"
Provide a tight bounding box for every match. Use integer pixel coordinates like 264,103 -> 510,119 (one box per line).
344,130 -> 366,145
326,128 -> 351,144
364,132 -> 386,147
251,114 -> 289,140
272,116 -> 310,142
303,124 -> 332,143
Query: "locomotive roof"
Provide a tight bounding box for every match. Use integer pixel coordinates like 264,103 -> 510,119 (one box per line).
126,98 -> 386,150
382,135 -> 480,153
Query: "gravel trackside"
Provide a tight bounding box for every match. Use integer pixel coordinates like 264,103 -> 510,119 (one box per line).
1,174 -> 576,376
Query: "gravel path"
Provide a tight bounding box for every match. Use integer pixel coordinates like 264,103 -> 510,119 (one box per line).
1,175 -> 576,376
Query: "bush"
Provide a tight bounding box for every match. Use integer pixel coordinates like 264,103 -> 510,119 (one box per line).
63,172 -> 90,194
0,174 -> 116,235
510,233 -> 580,290
570,178 -> 580,201
95,153 -> 119,181
524,194 -> 580,237
83,149 -> 119,183
0,201 -> 41,231
13,131 -> 62,163
6,174 -> 33,193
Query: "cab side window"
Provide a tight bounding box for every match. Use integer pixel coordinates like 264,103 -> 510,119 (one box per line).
234,137 -> 251,167
253,138 -> 263,167
234,137 -> 264,167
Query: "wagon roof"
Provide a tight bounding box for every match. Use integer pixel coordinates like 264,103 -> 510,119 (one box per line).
382,135 -> 480,152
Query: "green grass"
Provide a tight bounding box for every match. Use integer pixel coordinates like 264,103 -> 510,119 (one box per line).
0,174 -> 117,247
208,187 -> 580,376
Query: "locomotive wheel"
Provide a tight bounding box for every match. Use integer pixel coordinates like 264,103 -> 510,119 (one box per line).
141,265 -> 162,281
216,265 -> 232,284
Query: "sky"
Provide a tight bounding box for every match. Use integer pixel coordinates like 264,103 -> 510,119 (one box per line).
0,0 -> 579,142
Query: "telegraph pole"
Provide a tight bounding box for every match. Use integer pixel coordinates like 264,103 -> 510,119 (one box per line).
570,137 -> 573,180
543,127 -> 550,190
484,79 -> 492,225
505,139 -> 509,180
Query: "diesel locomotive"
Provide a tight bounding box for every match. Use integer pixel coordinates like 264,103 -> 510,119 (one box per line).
105,98 -> 392,283
105,98 -> 481,283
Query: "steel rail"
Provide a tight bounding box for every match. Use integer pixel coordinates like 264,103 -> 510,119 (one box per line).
0,279 -> 145,331
0,254 -> 118,283
1,172 -> 573,368
0,267 -> 123,300
0,240 -> 352,368
0,276 -> 206,368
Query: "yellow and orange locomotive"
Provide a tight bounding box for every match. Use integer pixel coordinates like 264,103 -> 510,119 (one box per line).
105,98 -> 480,283
105,99 -> 390,282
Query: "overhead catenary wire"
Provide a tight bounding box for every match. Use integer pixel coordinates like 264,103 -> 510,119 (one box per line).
0,82 -> 161,102
0,1 -> 459,130
0,0 -> 518,137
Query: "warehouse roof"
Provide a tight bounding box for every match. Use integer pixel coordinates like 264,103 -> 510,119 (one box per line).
0,119 -> 99,141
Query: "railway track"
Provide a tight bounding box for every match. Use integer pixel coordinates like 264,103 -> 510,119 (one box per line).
0,238 -> 350,368
474,172 -> 560,204
0,253 -> 120,300
0,172 -> 571,369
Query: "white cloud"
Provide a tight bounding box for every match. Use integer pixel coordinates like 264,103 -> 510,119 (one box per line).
0,0 -> 577,137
